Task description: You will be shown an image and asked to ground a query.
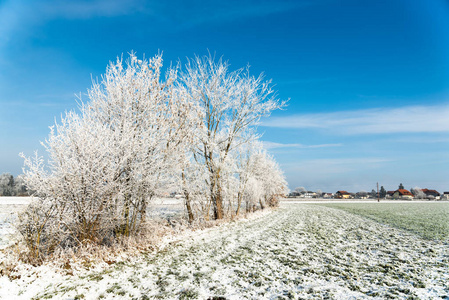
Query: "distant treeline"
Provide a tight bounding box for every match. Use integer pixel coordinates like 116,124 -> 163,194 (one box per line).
0,173 -> 30,196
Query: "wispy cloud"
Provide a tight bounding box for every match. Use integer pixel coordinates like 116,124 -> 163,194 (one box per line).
262,141 -> 342,149
39,0 -> 145,19
262,104 -> 449,134
385,136 -> 449,144
0,0 -> 316,52
0,0 -> 144,50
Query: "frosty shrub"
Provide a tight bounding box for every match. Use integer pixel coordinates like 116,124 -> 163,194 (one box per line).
19,53 -> 193,260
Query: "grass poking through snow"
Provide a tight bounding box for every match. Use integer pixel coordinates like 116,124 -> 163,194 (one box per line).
318,202 -> 449,241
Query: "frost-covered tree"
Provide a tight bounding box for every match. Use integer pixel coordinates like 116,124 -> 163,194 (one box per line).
295,187 -> 306,193
176,55 -> 285,219
233,141 -> 261,216
13,175 -> 27,195
19,53 -> 194,258
0,173 -> 29,196
413,187 -> 425,199
229,143 -> 287,214
251,151 -> 288,208
181,155 -> 212,222
0,173 -> 14,196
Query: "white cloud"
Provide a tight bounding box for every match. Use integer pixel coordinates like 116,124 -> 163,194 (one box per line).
262,104 -> 449,135
262,141 -> 342,149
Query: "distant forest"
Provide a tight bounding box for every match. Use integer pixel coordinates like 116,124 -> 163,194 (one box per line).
0,173 -> 30,196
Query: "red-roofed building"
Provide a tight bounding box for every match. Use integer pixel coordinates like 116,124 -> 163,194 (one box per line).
393,189 -> 413,200
421,189 -> 440,198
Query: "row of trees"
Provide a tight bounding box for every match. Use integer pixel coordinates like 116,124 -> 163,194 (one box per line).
18,53 -> 288,259
0,173 -> 29,196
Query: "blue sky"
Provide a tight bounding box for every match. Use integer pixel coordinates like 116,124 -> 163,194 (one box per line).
1,0 -> 448,192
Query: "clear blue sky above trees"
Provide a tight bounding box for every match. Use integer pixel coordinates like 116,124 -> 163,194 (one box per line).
1,0 -> 448,192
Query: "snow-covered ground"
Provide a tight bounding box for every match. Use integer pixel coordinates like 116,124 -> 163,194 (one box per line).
1,202 -> 447,299
0,197 -> 31,250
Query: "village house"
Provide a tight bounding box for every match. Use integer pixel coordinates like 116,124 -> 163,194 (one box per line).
302,191 -> 316,198
386,191 -> 395,198
442,192 -> 449,200
421,189 -> 440,199
335,191 -> 351,199
288,191 -> 317,198
288,191 -> 300,197
392,189 -> 414,200
356,191 -> 368,199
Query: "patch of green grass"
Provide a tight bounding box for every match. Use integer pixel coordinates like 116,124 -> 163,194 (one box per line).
105,283 -> 122,294
87,273 -> 104,281
178,288 -> 199,299
318,202 -> 449,241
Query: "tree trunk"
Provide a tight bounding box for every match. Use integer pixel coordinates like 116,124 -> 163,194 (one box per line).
212,191 -> 224,219
182,171 -> 194,223
210,171 -> 224,220
235,192 -> 242,216
216,192 -> 224,219
259,197 -> 265,210
185,196 -> 194,223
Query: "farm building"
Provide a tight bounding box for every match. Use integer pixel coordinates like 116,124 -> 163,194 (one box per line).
335,191 -> 351,199
392,189 -> 414,200
421,189 -> 440,199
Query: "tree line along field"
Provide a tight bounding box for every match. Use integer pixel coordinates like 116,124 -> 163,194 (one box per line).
1,201 -> 447,299
15,53 -> 287,263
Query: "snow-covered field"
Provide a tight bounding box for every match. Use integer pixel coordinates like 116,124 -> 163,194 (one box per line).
1,201 -> 448,299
